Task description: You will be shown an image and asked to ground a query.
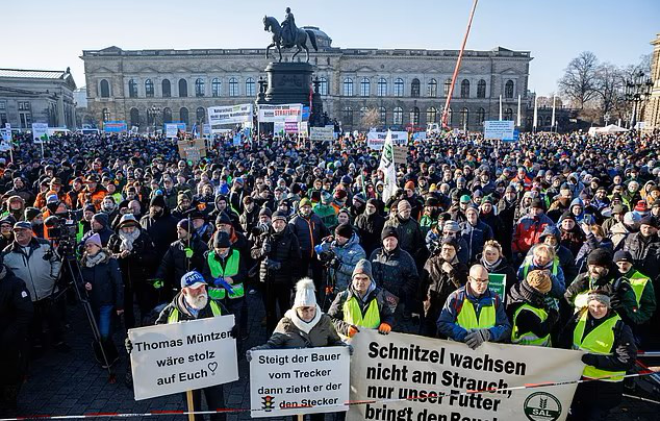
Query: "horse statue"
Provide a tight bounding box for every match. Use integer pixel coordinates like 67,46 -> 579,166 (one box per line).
263,15 -> 318,63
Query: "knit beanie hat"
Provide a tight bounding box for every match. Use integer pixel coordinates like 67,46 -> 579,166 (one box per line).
613,250 -> 633,263
587,248 -> 611,267
84,204 -> 97,214
259,207 -> 273,218
526,270 -> 552,294
381,226 -> 399,241
335,222 -> 353,239
24,207 -> 41,221
272,210 -> 288,222
293,278 -> 317,308
92,213 -> 109,227
84,233 -> 102,248
213,231 -> 231,248
177,219 -> 191,232
215,212 -> 232,226
587,290 -> 611,307
150,195 -> 167,208
299,197 -> 312,208
352,259 -> 373,280
404,180 -> 415,191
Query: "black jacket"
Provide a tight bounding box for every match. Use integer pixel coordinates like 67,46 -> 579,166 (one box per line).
623,232 -> 660,281
79,250 -> 124,309
354,212 -> 385,257
250,225 -> 301,285
0,268 -> 33,385
418,255 -> 468,323
155,236 -> 209,294
506,280 -> 558,340
140,211 -> 178,265
369,246 -> 419,299
107,229 -> 157,286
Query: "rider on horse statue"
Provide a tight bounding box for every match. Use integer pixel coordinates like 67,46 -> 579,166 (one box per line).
281,7 -> 297,47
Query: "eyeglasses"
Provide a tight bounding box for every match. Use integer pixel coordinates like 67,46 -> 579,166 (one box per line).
470,276 -> 489,284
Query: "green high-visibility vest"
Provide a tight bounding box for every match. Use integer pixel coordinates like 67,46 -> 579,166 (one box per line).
626,270 -> 650,307
522,255 -> 559,280
76,221 -> 85,243
206,250 -> 243,300
167,300 -> 222,323
343,296 -> 380,331
456,297 -> 496,330
511,303 -> 551,346
573,312 -> 626,382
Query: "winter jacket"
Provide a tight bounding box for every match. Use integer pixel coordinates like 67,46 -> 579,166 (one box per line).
252,308 -> 345,350
535,225 -> 579,283
418,255 -> 468,330
80,250 -> 124,309
437,286 -> 511,342
479,211 -> 506,248
478,255 -> 518,307
623,232 -> 660,282
317,233 -> 366,291
0,267 -> 33,385
383,215 -> 424,257
289,211 -> 330,257
575,232 -> 614,274
459,219 -> 494,263
369,246 -> 419,300
239,206 -> 260,234
511,213 -> 553,254
506,279 -> 559,343
313,203 -> 337,228
355,212 -> 386,256
563,272 -> 639,324
140,211 -> 178,263
250,225 -> 301,286
155,236 -> 209,294
516,254 -> 566,299
610,222 -> 634,250
3,238 -> 62,302
155,292 -> 229,324
328,285 -> 394,337
107,229 -> 157,287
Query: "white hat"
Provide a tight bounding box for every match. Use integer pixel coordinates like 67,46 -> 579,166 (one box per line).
293,278 -> 317,308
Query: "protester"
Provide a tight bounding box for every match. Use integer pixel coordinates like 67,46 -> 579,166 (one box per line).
507,270 -> 558,346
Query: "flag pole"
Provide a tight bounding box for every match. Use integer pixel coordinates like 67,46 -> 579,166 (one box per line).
186,390 -> 195,421
499,95 -> 503,121
440,0 -> 480,128
532,94 -> 538,133
551,95 -> 557,131
517,95 -> 521,127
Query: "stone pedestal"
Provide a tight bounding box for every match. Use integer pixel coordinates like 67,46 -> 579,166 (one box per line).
260,62 -> 313,105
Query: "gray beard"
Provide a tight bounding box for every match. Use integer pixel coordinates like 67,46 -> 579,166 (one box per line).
186,294 -> 208,310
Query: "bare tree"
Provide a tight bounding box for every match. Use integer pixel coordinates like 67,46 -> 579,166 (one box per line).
594,62 -> 624,117
558,51 -> 599,109
360,108 -> 380,129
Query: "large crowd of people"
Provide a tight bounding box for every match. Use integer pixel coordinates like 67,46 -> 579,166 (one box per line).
0,128 -> 659,420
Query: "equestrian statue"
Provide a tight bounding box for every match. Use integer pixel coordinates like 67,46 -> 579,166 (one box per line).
263,7 -> 318,63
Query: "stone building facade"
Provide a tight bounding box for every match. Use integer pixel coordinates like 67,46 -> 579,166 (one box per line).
81,28 -> 532,131
643,33 -> 660,132
0,68 -> 77,129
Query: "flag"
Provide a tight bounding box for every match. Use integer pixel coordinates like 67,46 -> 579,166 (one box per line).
378,130 -> 397,203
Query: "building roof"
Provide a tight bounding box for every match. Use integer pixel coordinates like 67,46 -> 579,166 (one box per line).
0,68 -> 70,80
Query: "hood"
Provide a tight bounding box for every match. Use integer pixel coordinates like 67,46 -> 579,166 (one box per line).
539,225 -> 561,243
570,198 -> 583,208
335,232 -> 360,249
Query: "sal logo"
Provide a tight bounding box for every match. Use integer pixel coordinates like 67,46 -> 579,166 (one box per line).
523,392 -> 562,421
261,395 -> 275,411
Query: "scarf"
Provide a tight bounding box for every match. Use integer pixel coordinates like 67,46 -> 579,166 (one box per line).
84,251 -> 108,268
481,256 -> 502,272
285,305 -> 322,335
118,229 -> 141,252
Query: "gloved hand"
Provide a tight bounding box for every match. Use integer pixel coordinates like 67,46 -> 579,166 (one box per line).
266,259 -> 281,270
378,323 -> 392,335
478,328 -> 491,343
581,353 -> 598,366
262,241 -> 271,255
125,338 -> 133,355
246,350 -> 253,362
230,325 -> 238,339
184,247 -> 194,258
615,345 -> 631,364
348,325 -> 360,338
347,344 -> 354,356
464,330 -> 485,350
330,257 -> 341,269
150,278 -> 164,289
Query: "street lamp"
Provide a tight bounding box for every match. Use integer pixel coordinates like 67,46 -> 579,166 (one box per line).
623,70 -> 653,129
147,104 -> 161,136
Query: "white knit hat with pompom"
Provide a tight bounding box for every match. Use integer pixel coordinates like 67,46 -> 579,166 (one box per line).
293,278 -> 317,308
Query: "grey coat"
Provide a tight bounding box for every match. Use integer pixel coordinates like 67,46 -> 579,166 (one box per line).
252,310 -> 345,350
3,238 -> 62,302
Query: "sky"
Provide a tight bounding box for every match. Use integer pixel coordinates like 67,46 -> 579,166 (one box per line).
2,0 -> 659,96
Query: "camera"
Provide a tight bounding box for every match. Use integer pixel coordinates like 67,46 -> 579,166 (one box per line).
45,215 -> 78,256
250,223 -> 271,237
318,250 -> 335,266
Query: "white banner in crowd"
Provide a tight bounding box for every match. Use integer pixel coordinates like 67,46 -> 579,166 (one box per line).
367,131 -> 408,150
484,120 -> 515,140
250,347 -> 350,418
309,126 -> 335,142
128,316 -> 238,401
32,123 -> 49,144
258,104 -> 303,123
207,104 -> 253,127
164,123 -> 179,139
348,330 -> 585,421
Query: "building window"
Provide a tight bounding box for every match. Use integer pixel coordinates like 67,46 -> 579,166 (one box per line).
444,78 -> 452,96
162,79 -> 171,97
393,107 -> 403,125
163,107 -> 172,123
212,78 -> 221,97
0,114 -> 6,125
130,108 -> 140,127
342,106 -> 353,125
18,101 -> 31,111
394,78 -> 404,97
460,79 -> 470,98
19,112 -> 32,128
377,78 -> 387,97
100,79 -> 110,98
229,78 -> 238,97
446,107 -> 453,125
195,78 -> 205,97
459,107 -> 469,128
128,79 -> 138,98
196,107 -> 205,123
359,106 -> 368,123
477,107 -> 485,124
505,80 -> 514,99
145,79 -> 154,98
360,77 -> 370,97
477,79 -> 486,98
246,77 -> 256,97
505,108 -> 513,121
180,107 -> 189,125
343,78 -> 354,96
409,107 -> 420,125
379,106 -> 386,124
102,108 -> 109,122
0,101 -> 5,110
427,79 -> 437,97
426,106 -> 437,123
319,77 -> 328,96
179,79 -> 188,97
411,78 -> 420,98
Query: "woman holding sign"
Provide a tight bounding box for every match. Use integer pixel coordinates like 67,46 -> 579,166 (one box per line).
247,277 -> 346,421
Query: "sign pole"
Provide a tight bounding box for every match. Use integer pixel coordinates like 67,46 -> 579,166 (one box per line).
297,414 -> 304,421
186,390 -> 195,421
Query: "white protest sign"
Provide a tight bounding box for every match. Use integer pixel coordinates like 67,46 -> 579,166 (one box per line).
367,131 -> 408,150
284,121 -> 298,134
207,104 -> 253,127
393,145 -> 408,165
258,104 -> 303,123
164,123 -> 179,139
484,120 -> 515,140
274,122 -> 285,136
32,123 -> 49,144
250,347 -> 350,418
348,330 -> 584,421
128,315 -> 238,401
310,126 -> 334,142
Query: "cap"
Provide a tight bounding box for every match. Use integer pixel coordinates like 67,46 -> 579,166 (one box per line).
213,231 -> 231,248
181,271 -> 207,289
613,250 -> 633,263
381,226 -> 399,241
13,221 -> 32,230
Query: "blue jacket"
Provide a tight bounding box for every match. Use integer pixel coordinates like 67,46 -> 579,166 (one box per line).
437,286 -> 511,343
516,254 -> 566,299
318,232 -> 366,291
459,219 -> 494,263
